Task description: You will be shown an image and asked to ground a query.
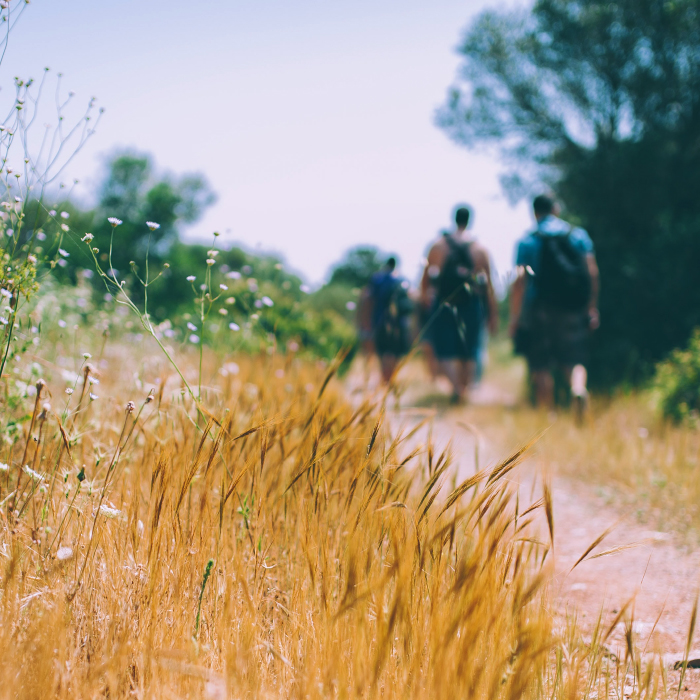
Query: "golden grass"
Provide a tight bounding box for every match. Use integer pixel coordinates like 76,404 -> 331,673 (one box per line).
0,341 -> 677,698
491,393 -> 700,538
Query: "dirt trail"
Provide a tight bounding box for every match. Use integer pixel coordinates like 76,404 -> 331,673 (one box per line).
352,367 -> 700,660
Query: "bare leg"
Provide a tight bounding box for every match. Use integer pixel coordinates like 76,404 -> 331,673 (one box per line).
458,360 -> 476,402
441,360 -> 461,400
567,364 -> 589,423
380,355 -> 398,384
532,370 -> 554,408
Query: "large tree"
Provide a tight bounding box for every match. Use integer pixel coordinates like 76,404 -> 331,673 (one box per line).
438,0 -> 700,387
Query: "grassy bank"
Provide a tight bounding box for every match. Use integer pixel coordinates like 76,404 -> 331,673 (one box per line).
0,337 -> 674,698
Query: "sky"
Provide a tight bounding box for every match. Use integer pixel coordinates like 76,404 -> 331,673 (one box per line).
2,0 -> 532,286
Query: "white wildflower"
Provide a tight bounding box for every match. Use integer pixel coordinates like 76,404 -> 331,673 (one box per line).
300,284 -> 311,293
99,504 -> 121,518
6,228 -> 13,237
60,211 -> 69,219
346,301 -> 357,311
187,322 -> 197,331
0,288 -> 11,298
0,317 -> 7,325
61,224 -> 69,232
27,254 -> 37,264
82,352 -> 91,359
262,296 -> 274,307
0,462 -> 8,471
226,270 -> 241,280
49,209 -> 56,217
107,217 -> 122,227
218,308 -> 228,315
225,297 -> 235,305
145,221 -> 160,231
219,284 -> 228,290
228,322 -> 240,331
188,334 -> 200,344
58,319 -> 67,328
206,249 -> 219,257
82,233 -> 93,242
206,258 -> 216,266
65,388 -> 73,395
89,393 -> 98,401
58,248 -> 69,257
36,231 -> 46,241
186,275 -> 196,282
56,546 -> 73,561
254,299 -> 263,309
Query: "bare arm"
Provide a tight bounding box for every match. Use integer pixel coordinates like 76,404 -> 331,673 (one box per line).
587,253 -> 600,329
420,242 -> 443,307
473,245 -> 498,334
508,270 -> 526,337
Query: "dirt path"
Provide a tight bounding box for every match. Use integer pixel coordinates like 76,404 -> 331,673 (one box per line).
351,365 -> 700,660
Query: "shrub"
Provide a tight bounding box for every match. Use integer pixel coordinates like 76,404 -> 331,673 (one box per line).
653,329 -> 700,423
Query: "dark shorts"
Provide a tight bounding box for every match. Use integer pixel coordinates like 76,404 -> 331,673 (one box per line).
373,320 -> 410,358
430,299 -> 483,361
526,306 -> 589,371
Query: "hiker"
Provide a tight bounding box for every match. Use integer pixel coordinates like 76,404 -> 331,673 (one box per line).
358,256 -> 412,384
509,193 -> 600,414
420,206 -> 498,403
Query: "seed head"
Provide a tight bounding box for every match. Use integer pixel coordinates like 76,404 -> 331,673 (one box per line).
126,400 -> 136,413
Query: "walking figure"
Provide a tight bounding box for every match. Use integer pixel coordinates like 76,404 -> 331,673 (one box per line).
509,194 -> 600,415
421,206 -> 497,404
358,256 -> 412,384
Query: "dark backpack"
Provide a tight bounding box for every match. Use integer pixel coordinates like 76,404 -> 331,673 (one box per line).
535,230 -> 591,311
370,273 -> 412,353
437,236 -> 475,307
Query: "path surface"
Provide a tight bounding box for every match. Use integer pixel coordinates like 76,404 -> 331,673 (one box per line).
350,364 -> 700,661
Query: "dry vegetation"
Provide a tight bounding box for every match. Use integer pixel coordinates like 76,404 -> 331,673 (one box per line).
491,392 -> 700,539
0,340 -> 687,699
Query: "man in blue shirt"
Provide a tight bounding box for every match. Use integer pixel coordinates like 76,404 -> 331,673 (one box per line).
509,194 -> 600,411
358,256 -> 412,384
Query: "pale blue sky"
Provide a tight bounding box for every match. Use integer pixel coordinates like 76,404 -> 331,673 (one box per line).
3,0 -> 531,284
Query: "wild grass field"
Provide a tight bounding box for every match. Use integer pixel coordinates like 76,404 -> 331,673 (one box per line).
1,331 -> 697,699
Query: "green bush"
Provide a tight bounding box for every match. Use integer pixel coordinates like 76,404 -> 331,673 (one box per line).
653,329 -> 700,423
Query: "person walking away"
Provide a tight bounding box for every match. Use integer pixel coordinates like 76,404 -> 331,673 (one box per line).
420,206 -> 498,404
509,194 -> 600,416
359,256 -> 412,384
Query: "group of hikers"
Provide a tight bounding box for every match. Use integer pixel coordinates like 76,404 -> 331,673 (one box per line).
357,193 -> 600,413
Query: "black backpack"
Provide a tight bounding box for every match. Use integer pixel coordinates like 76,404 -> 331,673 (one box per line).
437,236 -> 475,307
535,230 -> 591,311
371,274 -> 412,353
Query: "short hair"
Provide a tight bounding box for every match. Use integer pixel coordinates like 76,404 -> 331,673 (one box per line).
533,194 -> 555,216
385,256 -> 397,271
454,206 -> 471,228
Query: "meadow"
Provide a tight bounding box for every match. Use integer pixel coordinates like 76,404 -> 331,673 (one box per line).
0,325 -> 694,699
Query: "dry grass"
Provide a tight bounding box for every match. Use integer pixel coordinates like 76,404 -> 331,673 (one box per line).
492,393 -> 700,539
0,340 -> 677,698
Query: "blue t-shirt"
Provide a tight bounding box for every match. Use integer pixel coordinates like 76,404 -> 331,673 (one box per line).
369,271 -> 404,329
514,215 -> 594,307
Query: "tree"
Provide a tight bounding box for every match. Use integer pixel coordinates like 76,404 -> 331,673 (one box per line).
327,246 -> 387,289
438,0 -> 700,387
94,151 -> 216,272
